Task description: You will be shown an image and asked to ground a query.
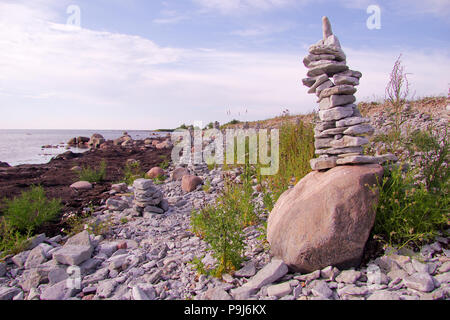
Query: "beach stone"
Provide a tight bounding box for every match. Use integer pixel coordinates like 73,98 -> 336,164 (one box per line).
404,273 -> 435,292
310,280 -> 333,299
24,245 -> 48,269
234,261 -> 257,278
133,179 -> 155,190
328,95 -> 356,108
40,280 -> 78,300
12,250 -> 31,268
88,134 -> 105,148
336,117 -> 370,128
306,74 -> 329,93
315,121 -> 336,132
315,80 -> 334,96
53,246 -> 93,266
171,167 -> 190,181
319,85 -> 357,99
330,136 -> 369,148
336,156 -> 381,165
96,280 -> 117,298
314,138 -> 333,149
337,285 -> 368,299
132,286 -> 151,300
309,44 -> 346,61
333,74 -> 359,86
70,181 -> 93,191
310,157 -> 337,171
319,105 -> 354,121
367,290 -> 401,300
322,16 -> 333,39
204,287 -> 232,300
26,233 -> 47,250
144,206 -> 165,215
343,124 -> 375,136
267,164 -> 383,273
48,267 -> 69,285
231,259 -> 288,299
106,198 -> 128,211
335,270 -> 361,284
181,175 -> 203,193
147,167 -> 165,179
111,183 -> 128,193
0,287 -> 22,301
315,146 -> 363,156
307,61 -> 348,78
267,282 -> 292,298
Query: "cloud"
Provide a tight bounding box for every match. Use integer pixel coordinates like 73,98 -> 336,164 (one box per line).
152,9 -> 190,25
231,23 -> 294,37
193,0 -> 304,14
0,1 -> 448,130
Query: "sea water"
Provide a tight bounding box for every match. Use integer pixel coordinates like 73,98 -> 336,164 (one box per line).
0,129 -> 163,166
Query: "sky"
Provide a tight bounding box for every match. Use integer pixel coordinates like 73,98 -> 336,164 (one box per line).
0,0 -> 449,130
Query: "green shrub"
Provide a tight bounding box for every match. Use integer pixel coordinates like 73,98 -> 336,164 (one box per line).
0,219 -> 32,259
261,119 -> 314,204
2,185 -> 62,234
78,159 -> 107,183
371,164 -> 448,248
406,125 -> 449,192
190,183 -> 249,277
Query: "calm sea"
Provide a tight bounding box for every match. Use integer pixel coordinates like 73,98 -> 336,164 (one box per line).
0,129 -> 164,166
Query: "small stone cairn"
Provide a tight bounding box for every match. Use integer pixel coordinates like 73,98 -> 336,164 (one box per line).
132,179 -> 168,215
304,17 -> 381,171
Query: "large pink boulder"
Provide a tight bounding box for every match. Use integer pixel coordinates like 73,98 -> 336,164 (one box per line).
181,175 -> 203,193
267,164 -> 383,273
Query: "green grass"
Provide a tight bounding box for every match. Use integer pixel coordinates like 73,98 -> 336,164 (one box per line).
1,185 -> 62,258
2,185 -> 62,234
78,159 -> 107,183
190,179 -> 258,277
259,118 -> 315,205
120,161 -> 147,185
371,164 -> 448,249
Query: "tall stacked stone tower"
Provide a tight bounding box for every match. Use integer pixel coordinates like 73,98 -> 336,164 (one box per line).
304,17 -> 378,171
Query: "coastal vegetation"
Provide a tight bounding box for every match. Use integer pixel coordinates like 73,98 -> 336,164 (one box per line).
1,185 -> 62,258
77,159 -> 107,183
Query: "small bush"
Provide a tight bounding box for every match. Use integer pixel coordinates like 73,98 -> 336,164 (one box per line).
78,160 -> 107,183
0,219 -> 32,259
2,185 -> 62,234
405,125 -> 449,192
371,164 -> 448,248
190,183 -> 249,277
120,161 -> 146,185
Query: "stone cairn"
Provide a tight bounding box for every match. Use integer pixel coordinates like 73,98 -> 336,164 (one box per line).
304,17 -> 380,171
132,179 -> 168,215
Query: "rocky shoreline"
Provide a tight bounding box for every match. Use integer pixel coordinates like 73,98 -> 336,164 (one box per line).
0,133 -> 173,236
0,156 -> 449,300
0,99 -> 448,300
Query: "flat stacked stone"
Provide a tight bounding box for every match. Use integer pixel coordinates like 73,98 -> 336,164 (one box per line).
303,17 -> 377,171
133,179 -> 167,215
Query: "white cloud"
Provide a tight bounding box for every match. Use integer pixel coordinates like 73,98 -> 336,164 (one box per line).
193,0 -> 303,14
0,1 -> 448,130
